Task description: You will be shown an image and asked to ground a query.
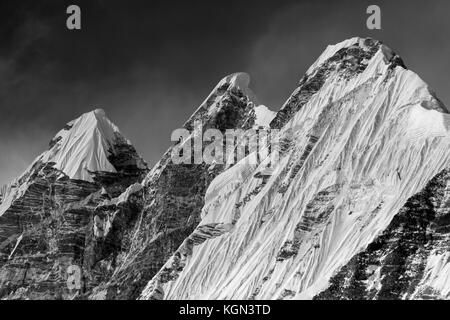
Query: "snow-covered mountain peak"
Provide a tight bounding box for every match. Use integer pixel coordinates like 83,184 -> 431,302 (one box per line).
306,37 -> 394,75
0,108 -> 149,298
217,73 -> 276,127
216,72 -> 255,100
44,109 -> 126,182
216,72 -> 277,118
0,109 -> 147,217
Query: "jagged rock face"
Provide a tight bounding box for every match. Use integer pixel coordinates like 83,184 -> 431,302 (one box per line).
140,37 -> 450,300
88,73 -> 261,300
314,169 -> 450,300
0,111 -> 148,299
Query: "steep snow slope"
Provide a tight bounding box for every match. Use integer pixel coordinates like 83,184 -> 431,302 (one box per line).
44,108 -> 128,181
140,37 -> 450,300
314,169 -> 450,300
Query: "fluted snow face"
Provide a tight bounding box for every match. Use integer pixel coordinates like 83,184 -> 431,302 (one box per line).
44,108 -> 128,181
140,37 -> 450,300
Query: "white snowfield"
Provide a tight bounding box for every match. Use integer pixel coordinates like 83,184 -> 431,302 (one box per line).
0,109 -> 132,216
140,37 -> 450,300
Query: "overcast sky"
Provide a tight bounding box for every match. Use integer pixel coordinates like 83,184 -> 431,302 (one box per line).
0,0 -> 449,185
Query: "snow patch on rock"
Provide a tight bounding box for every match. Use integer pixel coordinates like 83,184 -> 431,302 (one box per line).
254,105 -> 276,127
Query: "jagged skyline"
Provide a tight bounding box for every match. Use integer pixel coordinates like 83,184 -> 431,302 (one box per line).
1,0 -> 450,187
1,30 -> 450,299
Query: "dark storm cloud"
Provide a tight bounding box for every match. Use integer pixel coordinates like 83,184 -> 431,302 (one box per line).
1,0 -> 450,185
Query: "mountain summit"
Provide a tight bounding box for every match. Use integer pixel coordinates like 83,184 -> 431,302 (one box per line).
45,108 -> 133,182
1,37 -> 450,300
